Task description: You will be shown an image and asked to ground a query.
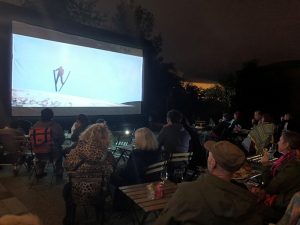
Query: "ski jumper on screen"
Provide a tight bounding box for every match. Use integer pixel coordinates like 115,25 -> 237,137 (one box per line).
53,66 -> 70,92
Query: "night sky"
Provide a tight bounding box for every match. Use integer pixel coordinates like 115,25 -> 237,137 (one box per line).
137,0 -> 300,82
3,0 -> 300,82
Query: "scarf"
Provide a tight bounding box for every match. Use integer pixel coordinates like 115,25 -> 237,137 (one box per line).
271,150 -> 296,177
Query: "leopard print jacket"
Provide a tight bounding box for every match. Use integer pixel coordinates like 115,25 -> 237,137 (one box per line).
64,141 -> 114,204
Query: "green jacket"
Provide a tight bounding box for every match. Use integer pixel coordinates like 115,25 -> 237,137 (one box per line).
265,160 -> 300,211
154,174 -> 263,225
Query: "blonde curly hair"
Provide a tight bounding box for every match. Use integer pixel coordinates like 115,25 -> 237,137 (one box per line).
134,127 -> 158,150
79,123 -> 110,150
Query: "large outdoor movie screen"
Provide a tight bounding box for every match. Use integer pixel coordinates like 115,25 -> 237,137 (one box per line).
11,21 -> 143,116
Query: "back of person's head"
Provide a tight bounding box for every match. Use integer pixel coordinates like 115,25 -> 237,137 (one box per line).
134,127 -> 158,150
77,114 -> 89,126
281,130 -> 300,150
167,110 -> 182,124
204,140 -> 245,173
0,213 -> 42,225
79,123 -> 110,150
254,110 -> 263,119
95,118 -> 106,124
234,111 -> 242,120
40,108 -> 54,122
284,113 -> 292,121
222,113 -> 232,121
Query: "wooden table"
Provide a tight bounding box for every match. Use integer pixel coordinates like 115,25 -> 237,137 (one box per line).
119,181 -> 177,225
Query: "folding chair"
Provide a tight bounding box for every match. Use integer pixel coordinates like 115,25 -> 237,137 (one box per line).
67,171 -> 110,225
144,160 -> 168,182
0,132 -> 31,175
167,152 -> 193,183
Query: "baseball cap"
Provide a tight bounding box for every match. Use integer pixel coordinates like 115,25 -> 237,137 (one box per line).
204,140 -> 245,172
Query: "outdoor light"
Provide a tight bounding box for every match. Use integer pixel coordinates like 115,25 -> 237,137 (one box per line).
124,130 -> 130,135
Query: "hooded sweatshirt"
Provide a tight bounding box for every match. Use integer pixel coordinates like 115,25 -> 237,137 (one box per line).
154,173 -> 263,225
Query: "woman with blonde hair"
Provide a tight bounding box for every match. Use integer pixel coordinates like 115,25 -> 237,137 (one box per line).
63,123 -> 115,225
119,127 -> 161,184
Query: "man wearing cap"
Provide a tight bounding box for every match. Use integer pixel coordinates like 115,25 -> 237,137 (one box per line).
154,140 -> 263,225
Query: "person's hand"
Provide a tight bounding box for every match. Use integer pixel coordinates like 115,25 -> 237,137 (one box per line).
261,150 -> 270,166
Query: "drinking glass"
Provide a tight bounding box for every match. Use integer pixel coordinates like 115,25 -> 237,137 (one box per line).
173,169 -> 184,183
160,169 -> 168,184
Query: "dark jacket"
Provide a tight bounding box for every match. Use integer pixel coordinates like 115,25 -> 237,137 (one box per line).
265,160 -> 300,212
154,173 -> 264,225
119,149 -> 161,185
157,124 -> 191,154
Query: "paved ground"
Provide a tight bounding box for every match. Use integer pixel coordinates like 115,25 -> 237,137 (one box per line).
0,165 -> 157,225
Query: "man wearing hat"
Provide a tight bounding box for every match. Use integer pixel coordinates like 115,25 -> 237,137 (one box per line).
154,140 -> 263,225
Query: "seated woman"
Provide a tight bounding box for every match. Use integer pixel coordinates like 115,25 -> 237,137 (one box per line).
119,127 -> 161,185
63,123 -> 115,225
252,131 -> 300,223
261,130 -> 298,186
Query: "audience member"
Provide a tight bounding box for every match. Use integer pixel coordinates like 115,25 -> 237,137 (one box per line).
210,113 -> 232,140
64,114 -> 90,154
275,113 -> 298,141
252,110 -> 263,127
157,109 -> 191,158
154,141 -> 264,225
32,108 -> 65,177
252,131 -> 300,222
118,127 -> 161,184
242,113 -> 275,155
95,118 -> 107,125
0,213 -> 42,225
182,117 -> 207,169
0,119 -> 26,173
261,130 -> 298,185
275,191 -> 300,225
70,114 -> 89,143
63,123 -> 115,225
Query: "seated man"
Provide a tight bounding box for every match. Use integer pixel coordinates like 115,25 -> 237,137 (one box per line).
0,119 -> 25,173
154,140 -> 264,225
31,108 -> 64,177
242,113 -> 275,155
157,109 -> 191,158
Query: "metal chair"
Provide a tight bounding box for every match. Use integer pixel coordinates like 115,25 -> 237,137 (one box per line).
144,160 -> 168,182
0,132 -> 32,175
67,171 -> 109,225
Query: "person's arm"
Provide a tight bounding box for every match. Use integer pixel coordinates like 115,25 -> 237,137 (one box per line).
52,123 -> 65,146
119,152 -> 141,184
157,127 -> 166,149
265,165 -> 295,195
63,147 -> 82,171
